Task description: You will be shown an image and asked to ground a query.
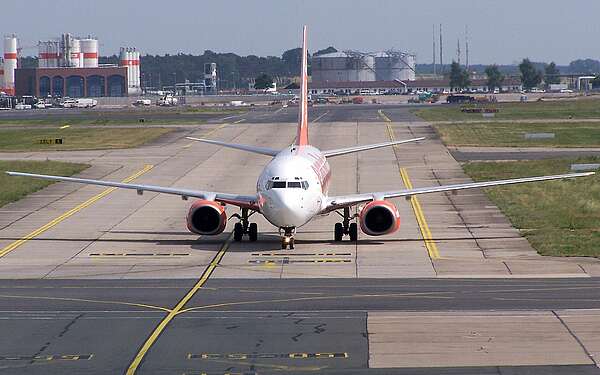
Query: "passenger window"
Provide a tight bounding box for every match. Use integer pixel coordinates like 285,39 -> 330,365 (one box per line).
272,181 -> 286,188
288,181 -> 302,188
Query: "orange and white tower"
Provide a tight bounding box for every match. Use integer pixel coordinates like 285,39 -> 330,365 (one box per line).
3,35 -> 17,95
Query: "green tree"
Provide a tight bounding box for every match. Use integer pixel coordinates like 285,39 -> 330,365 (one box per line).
485,64 -> 505,92
254,74 -> 274,90
519,58 -> 543,89
545,62 -> 561,85
449,61 -> 471,91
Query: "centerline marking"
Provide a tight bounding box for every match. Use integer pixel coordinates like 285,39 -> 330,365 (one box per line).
0,164 -> 154,258
126,234 -> 233,374
379,110 -> 441,260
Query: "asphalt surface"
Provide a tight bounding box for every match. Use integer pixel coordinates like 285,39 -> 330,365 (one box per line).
2,103 -> 600,374
2,278 -> 600,374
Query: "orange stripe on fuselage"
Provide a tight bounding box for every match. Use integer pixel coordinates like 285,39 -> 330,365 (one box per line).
295,25 -> 309,147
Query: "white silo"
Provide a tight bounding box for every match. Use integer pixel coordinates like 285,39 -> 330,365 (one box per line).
80,38 -> 98,67
119,47 -> 129,87
0,58 -> 4,91
45,41 -> 60,68
127,48 -> 134,89
70,38 -> 81,68
38,42 -> 48,68
3,36 -> 17,95
133,50 -> 140,88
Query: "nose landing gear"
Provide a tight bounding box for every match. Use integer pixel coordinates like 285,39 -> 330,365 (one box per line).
334,207 -> 358,242
279,227 -> 296,249
232,208 -> 258,242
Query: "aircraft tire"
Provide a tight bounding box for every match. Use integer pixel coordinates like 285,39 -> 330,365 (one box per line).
249,223 -> 258,242
334,223 -> 343,242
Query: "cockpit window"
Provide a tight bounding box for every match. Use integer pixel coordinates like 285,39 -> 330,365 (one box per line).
266,179 -> 309,190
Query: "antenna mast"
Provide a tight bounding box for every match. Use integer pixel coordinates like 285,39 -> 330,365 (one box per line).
439,24 -> 443,73
433,24 -> 436,75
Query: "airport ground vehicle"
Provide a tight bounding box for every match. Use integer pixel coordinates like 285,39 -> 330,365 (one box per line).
8,26 -> 593,249
447,95 -> 476,104
133,99 -> 152,106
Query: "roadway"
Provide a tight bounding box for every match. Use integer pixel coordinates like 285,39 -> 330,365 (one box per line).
2,104 -> 600,374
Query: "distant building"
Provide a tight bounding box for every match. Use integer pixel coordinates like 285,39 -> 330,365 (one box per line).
15,67 -> 128,97
307,78 -> 523,95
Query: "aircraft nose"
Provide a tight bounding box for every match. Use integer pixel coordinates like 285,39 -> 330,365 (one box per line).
265,190 -> 309,227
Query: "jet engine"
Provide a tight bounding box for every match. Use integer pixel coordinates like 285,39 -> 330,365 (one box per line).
359,200 -> 401,236
186,200 -> 227,235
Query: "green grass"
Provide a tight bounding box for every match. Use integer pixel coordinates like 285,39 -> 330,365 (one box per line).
434,122 -> 600,147
413,99 -> 600,121
463,158 -> 600,257
0,108 -> 246,126
0,127 -> 172,152
0,160 -> 89,208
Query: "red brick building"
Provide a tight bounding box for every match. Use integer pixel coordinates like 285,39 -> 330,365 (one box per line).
15,66 -> 128,97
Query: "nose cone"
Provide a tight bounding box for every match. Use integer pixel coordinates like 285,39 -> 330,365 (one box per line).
262,190 -> 310,227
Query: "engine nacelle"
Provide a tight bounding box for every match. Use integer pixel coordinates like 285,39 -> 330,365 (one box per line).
186,200 -> 227,235
359,200 -> 401,236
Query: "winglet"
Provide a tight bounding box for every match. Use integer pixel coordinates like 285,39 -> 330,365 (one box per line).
295,25 -> 309,147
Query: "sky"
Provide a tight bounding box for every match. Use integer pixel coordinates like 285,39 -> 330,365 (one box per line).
3,0 -> 599,65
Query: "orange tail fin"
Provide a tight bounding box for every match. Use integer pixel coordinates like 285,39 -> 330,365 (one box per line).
295,25 -> 309,146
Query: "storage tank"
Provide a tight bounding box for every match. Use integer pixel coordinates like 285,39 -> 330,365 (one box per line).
311,51 -> 375,82
69,38 -> 81,68
127,49 -> 134,88
119,47 -> 129,85
375,51 -> 416,81
133,50 -> 140,88
38,42 -> 48,68
80,38 -> 98,67
0,58 -> 4,91
3,36 -> 17,95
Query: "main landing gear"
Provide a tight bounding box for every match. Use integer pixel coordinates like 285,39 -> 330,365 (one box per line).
232,208 -> 258,242
334,207 -> 358,242
279,227 -> 296,250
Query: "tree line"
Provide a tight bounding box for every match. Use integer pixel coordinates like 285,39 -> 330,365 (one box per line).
448,59 -> 565,92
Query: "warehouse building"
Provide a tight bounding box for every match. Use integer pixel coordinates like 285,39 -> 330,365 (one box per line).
15,66 -> 128,97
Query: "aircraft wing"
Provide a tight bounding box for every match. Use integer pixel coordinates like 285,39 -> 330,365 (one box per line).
186,137 -> 280,156
6,171 -> 259,210
323,172 -> 594,212
322,137 -> 425,158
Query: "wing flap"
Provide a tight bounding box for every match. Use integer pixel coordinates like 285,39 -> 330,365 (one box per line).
6,171 -> 259,209
322,137 -> 425,158
186,137 -> 279,156
324,172 -> 594,212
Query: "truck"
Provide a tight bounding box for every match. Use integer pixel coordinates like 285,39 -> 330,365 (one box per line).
75,98 -> 97,108
157,94 -> 178,107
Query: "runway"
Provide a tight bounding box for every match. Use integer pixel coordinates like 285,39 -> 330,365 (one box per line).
1,104 -> 600,374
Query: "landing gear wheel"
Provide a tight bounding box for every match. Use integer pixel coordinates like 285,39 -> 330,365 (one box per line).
234,222 -> 244,242
349,222 -> 358,242
248,223 -> 258,242
280,228 -> 296,250
334,223 -> 343,242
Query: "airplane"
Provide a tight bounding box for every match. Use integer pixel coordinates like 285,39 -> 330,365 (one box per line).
6,26 -> 594,249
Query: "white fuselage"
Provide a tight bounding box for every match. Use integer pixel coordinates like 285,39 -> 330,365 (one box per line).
257,145 -> 331,228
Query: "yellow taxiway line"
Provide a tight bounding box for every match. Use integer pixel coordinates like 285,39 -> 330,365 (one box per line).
379,109 -> 441,260
126,234 -> 233,374
0,164 -> 154,259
